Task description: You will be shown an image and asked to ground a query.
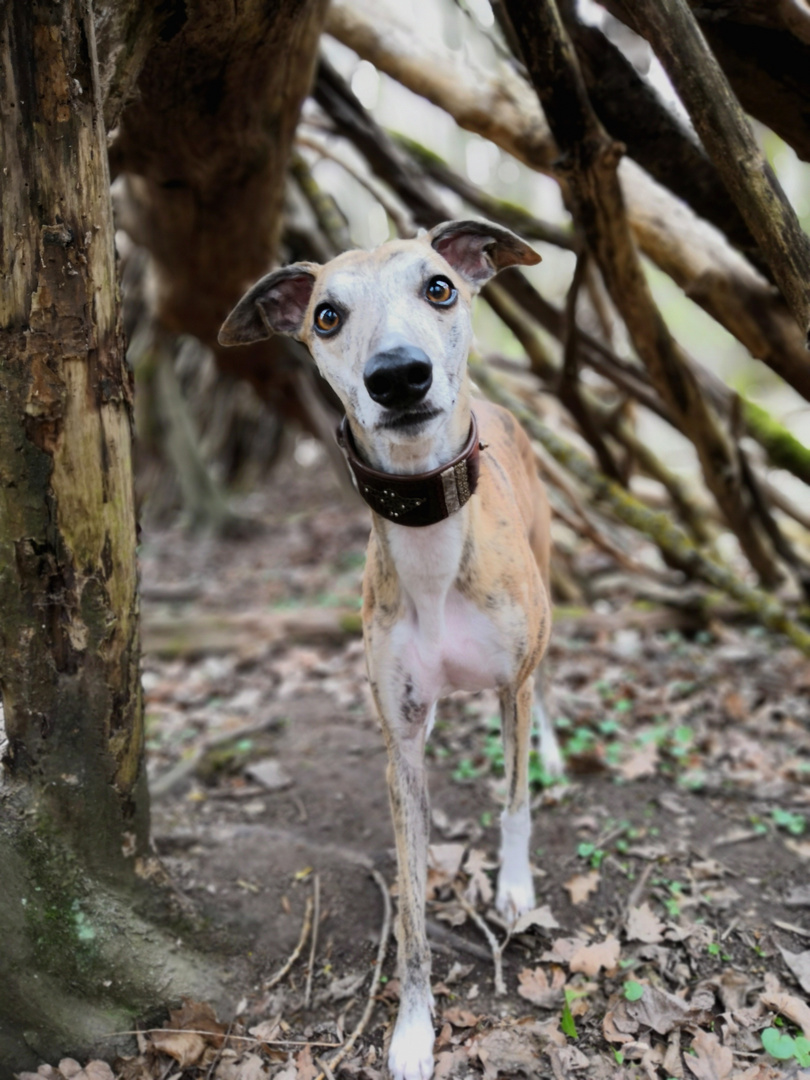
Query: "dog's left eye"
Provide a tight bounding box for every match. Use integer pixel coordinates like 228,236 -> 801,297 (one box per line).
314,304 -> 342,335
425,277 -> 457,307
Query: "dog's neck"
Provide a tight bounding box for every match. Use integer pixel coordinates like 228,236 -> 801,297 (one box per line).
346,378 -> 472,477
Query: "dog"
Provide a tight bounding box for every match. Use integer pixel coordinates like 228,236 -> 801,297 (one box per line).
220,220 -> 554,1080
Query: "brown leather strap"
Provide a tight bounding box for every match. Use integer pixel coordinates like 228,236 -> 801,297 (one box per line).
337,414 -> 482,527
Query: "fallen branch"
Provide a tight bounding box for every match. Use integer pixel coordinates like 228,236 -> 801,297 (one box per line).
150,714 -> 283,800
143,605 -> 362,660
425,919 -> 493,963
472,360 -> 810,654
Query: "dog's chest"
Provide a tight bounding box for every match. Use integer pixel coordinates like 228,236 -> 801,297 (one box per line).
383,520 -> 513,696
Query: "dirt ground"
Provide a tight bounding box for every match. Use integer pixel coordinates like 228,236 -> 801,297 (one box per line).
129,442 -> 810,1080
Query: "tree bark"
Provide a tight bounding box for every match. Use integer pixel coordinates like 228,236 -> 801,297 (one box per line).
111,0 -> 330,426
0,5 -> 224,1074
604,0 -> 810,164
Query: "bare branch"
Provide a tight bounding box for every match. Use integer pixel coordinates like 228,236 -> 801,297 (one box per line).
627,0 -> 810,343
327,0 -> 810,402
502,0 -> 781,585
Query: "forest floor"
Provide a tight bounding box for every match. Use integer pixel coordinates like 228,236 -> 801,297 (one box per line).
40,445 -> 810,1080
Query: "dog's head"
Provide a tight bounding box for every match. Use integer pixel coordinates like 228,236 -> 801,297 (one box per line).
219,220 -> 539,470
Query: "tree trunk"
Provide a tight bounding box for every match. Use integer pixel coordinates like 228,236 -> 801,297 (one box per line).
111,0 -> 331,429
0,5 -> 224,1075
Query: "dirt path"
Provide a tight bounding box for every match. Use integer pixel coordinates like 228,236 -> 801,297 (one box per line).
135,449 -> 810,1080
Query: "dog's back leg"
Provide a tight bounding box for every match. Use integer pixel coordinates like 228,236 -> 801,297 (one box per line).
496,678 -> 536,921
534,658 -> 564,780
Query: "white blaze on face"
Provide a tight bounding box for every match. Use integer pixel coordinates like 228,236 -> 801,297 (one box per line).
300,243 -> 474,470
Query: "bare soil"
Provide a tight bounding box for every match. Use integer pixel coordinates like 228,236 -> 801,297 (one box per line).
136,446 -> 810,1079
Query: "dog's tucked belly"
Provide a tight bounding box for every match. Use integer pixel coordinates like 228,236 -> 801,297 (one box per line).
390,590 -> 513,699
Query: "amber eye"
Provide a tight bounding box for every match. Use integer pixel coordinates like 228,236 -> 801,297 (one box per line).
314,303 -> 342,335
425,276 -> 457,307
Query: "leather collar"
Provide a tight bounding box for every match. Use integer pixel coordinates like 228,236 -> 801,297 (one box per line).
337,413 -> 482,527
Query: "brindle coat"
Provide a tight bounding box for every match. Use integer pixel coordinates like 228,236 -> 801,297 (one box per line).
220,221 -> 552,1080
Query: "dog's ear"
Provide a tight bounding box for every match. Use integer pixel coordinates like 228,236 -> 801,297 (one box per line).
219,263 -> 319,346
428,220 -> 540,287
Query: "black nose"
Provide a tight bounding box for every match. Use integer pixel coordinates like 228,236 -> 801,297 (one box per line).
363,346 -> 433,409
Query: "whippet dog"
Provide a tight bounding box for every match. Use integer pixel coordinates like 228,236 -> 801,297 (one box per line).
220,220 -> 555,1080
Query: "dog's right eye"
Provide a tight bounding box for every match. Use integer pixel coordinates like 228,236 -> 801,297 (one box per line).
425,276 -> 457,307
314,304 -> 342,335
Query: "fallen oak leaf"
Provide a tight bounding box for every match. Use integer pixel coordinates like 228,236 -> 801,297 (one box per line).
294,1045 -> 318,1080
427,843 -> 466,898
569,935 -> 621,976
564,870 -> 600,905
513,904 -> 560,934
684,1029 -> 733,1080
777,945 -> 810,995
619,743 -> 659,781
760,988 -> 810,1038
625,902 -> 665,944
249,1017 -> 282,1044
541,936 -> 587,964
432,1048 -> 471,1080
469,1024 -> 547,1080
602,998 -> 637,1046
442,1006 -> 481,1029
517,966 -> 566,1009
150,1030 -> 207,1067
168,999 -> 228,1045
625,984 -> 714,1036
230,1055 -> 270,1080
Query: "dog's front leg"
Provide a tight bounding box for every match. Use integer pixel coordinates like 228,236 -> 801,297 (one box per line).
376,683 -> 436,1080
497,678 -> 536,922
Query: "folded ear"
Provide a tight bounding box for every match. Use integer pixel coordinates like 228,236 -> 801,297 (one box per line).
218,263 -> 319,346
428,219 -> 541,287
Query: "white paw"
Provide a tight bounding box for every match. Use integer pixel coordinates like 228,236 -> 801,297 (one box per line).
388,1005 -> 435,1080
496,872 -> 536,924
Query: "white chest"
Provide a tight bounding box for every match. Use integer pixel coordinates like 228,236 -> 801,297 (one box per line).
382,518 -> 512,698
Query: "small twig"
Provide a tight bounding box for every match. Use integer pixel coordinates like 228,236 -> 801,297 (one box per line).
720,917 -> 739,943
298,131 -> 416,239
265,895 -> 314,990
452,887 -> 507,996
205,1018 -> 235,1080
535,445 -> 673,583
291,793 -> 309,823
316,868 -> 392,1080
305,873 -> 321,1009
101,1028 -> 339,1048
625,861 -> 656,912
773,919 -> 810,939
150,715 -> 281,800
317,1057 -> 337,1080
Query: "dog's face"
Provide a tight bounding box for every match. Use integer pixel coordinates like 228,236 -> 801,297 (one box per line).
220,220 -> 540,470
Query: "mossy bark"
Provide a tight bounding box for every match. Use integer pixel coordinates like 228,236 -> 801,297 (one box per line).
0,5 -> 225,1075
